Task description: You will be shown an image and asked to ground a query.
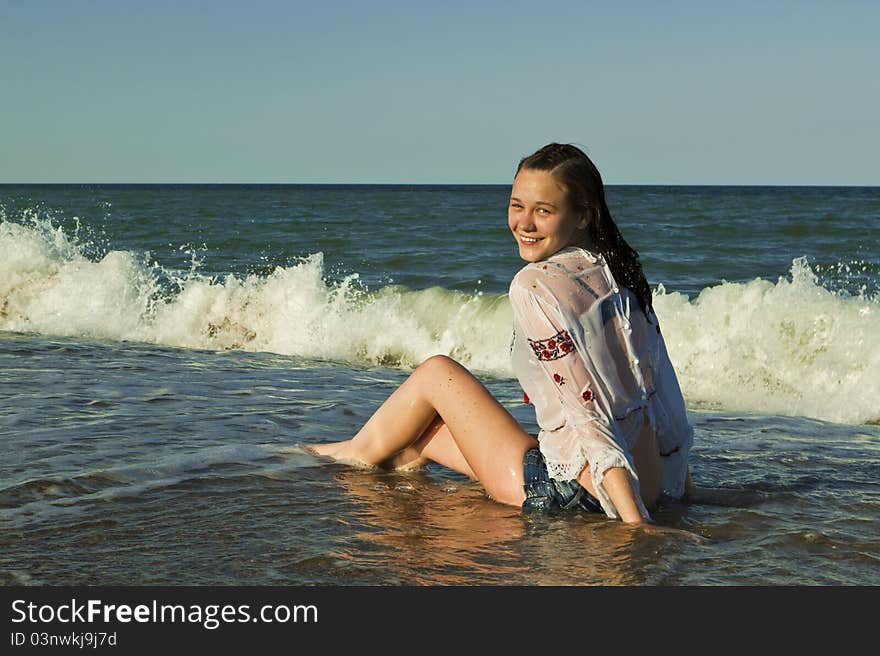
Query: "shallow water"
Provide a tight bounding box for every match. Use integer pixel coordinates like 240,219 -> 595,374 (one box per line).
1,184 -> 878,585
2,334 -> 877,585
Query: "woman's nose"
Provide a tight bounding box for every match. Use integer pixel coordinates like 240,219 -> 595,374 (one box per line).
516,210 -> 535,229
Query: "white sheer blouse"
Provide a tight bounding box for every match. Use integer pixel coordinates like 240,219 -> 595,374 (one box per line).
509,246 -> 694,519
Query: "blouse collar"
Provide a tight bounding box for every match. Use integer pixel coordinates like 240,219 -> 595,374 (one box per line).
548,245 -> 603,264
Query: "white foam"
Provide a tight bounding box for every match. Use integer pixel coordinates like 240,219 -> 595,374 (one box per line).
2,216 -> 878,425
653,257 -> 880,425
0,216 -> 512,372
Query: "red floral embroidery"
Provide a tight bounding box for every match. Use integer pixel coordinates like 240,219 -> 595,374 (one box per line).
581,389 -> 593,402
553,373 -> 565,385
523,391 -> 530,404
528,329 -> 576,361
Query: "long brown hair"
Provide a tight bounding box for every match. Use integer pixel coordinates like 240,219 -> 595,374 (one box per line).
516,143 -> 653,316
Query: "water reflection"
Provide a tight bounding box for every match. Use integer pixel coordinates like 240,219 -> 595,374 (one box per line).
327,466 -> 693,586
331,468 -> 527,584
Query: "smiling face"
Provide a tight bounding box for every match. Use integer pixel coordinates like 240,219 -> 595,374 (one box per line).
508,168 -> 589,263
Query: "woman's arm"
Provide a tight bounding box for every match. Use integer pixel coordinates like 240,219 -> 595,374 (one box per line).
573,463 -> 644,524
594,467 -> 644,524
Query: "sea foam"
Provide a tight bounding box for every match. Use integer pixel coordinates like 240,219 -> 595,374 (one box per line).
653,259 -> 879,425
1,216 -> 878,425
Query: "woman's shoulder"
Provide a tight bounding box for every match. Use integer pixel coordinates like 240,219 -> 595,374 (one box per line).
510,247 -> 605,295
510,260 -> 550,289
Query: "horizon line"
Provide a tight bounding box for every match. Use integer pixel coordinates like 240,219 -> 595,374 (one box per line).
2,181 -> 879,188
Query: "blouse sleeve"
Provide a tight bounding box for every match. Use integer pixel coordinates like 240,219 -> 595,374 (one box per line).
509,272 -> 648,520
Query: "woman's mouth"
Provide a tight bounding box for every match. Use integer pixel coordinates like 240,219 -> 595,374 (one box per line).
519,235 -> 543,245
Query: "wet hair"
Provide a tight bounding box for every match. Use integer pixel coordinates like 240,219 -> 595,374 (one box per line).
516,142 -> 653,316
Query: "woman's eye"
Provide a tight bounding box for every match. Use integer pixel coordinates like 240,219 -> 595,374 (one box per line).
537,207 -> 550,215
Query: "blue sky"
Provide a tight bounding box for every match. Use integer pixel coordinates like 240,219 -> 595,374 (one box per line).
2,1 -> 878,184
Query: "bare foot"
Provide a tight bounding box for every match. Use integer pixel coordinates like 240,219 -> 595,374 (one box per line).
304,441 -> 376,469
305,441 -> 427,472
386,453 -> 430,472
306,442 -> 346,458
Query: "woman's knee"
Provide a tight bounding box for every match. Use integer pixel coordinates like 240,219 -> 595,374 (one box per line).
419,353 -> 457,369
416,354 -> 462,380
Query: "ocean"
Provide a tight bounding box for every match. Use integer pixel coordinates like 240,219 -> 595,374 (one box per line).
1,184 -> 878,585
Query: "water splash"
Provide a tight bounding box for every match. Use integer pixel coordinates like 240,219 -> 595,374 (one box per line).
653,257 -> 880,425
1,214 -> 878,425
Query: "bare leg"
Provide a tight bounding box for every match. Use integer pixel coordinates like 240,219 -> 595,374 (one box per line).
388,415 -> 478,478
311,355 -> 537,506
313,415 -> 476,476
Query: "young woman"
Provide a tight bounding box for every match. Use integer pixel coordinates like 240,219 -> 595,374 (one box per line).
311,143 -> 694,524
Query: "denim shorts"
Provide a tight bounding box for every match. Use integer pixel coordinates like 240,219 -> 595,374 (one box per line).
522,447 -> 604,514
